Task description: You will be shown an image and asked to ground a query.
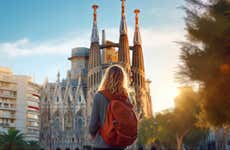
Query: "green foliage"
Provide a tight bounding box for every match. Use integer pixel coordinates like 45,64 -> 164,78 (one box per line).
138,117 -> 156,145
0,128 -> 41,150
173,87 -> 199,135
0,128 -> 26,150
26,141 -> 41,150
178,0 -> 230,127
154,110 -> 176,148
184,127 -> 209,148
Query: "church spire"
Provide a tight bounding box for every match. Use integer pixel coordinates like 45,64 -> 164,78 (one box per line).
131,9 -> 150,117
57,71 -> 60,83
87,4 -> 101,91
132,9 -> 144,73
91,4 -> 99,43
118,0 -> 130,73
133,9 -> 142,45
120,0 -> 128,35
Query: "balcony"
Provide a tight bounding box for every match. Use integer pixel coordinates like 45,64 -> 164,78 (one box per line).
0,86 -> 17,91
0,93 -> 16,99
0,122 -> 15,128
0,77 -> 16,84
0,115 -> 16,119
0,105 -> 16,111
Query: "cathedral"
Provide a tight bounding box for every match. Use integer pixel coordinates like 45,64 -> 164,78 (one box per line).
40,1 -> 153,150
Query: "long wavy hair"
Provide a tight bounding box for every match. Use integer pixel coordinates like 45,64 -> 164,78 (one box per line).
98,65 -> 129,96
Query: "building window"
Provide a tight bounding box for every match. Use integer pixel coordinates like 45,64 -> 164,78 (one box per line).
57,96 -> 59,102
78,118 -> 83,129
79,96 -> 81,103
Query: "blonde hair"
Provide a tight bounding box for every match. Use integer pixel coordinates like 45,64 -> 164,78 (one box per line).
98,65 -> 129,96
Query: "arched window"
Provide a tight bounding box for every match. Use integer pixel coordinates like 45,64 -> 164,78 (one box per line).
68,96 -> 70,102
78,118 -> 83,129
79,96 -> 81,103
57,96 -> 59,102
54,119 -> 59,129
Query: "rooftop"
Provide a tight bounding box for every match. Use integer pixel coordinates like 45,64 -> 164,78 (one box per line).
69,47 -> 89,60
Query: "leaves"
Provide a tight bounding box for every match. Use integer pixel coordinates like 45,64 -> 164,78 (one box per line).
0,128 -> 41,150
178,0 -> 230,128
138,87 -> 207,149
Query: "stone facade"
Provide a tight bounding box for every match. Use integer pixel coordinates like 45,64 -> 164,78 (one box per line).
40,48 -> 89,150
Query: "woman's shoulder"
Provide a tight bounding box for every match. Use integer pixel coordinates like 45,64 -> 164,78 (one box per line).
95,91 -> 104,97
94,91 -> 107,102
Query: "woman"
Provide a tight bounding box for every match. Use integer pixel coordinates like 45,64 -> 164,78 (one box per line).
89,65 -> 135,150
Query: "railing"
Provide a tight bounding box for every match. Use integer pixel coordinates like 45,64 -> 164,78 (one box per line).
0,76 -> 16,83
0,93 -> 17,99
0,86 -> 17,91
0,123 -> 15,127
0,105 -> 16,111
0,115 -> 16,119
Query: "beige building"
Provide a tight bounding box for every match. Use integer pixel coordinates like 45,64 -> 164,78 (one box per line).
0,67 -> 40,141
0,67 -> 17,131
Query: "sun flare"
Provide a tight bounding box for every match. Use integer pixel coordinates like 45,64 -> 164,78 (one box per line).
153,86 -> 180,113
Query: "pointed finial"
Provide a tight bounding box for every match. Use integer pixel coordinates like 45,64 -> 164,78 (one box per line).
121,0 -> 126,16
134,9 -> 140,28
120,0 -> 127,34
57,71 -> 60,82
133,9 -> 142,45
92,4 -> 99,23
91,4 -> 99,43
102,30 -> 106,44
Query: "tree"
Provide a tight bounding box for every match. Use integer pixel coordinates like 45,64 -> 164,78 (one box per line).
172,87 -> 204,150
138,112 -> 176,149
26,141 -> 41,150
138,88 -> 208,150
0,128 -> 26,150
138,117 -> 156,146
177,0 -> 230,128
154,110 -> 177,149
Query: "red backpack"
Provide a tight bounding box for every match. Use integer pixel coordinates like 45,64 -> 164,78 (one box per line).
99,90 -> 138,147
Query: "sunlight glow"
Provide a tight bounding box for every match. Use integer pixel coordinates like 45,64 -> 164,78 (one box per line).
152,86 -> 180,113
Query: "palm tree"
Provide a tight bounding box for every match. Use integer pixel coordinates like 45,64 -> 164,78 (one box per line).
0,128 -> 26,150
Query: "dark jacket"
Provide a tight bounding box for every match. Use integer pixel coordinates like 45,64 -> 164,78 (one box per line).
89,92 -> 125,150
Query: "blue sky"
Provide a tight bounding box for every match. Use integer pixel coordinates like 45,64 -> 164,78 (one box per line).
0,0 -> 186,113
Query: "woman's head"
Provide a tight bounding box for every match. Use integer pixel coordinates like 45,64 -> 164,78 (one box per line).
98,65 -> 129,96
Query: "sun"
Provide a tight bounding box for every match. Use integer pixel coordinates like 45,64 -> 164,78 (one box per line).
170,88 -> 180,99
152,87 -> 180,113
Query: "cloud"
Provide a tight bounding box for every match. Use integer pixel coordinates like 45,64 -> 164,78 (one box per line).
0,35 -> 90,57
0,27 -> 184,58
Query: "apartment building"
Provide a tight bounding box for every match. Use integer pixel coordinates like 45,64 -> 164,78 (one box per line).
0,67 -> 40,141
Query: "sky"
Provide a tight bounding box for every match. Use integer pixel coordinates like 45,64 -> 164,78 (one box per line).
0,0 -> 186,113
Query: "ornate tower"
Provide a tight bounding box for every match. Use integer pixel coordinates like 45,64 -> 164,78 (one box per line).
118,0 -> 131,74
87,4 -> 102,91
86,4 -> 102,123
132,9 -> 152,118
